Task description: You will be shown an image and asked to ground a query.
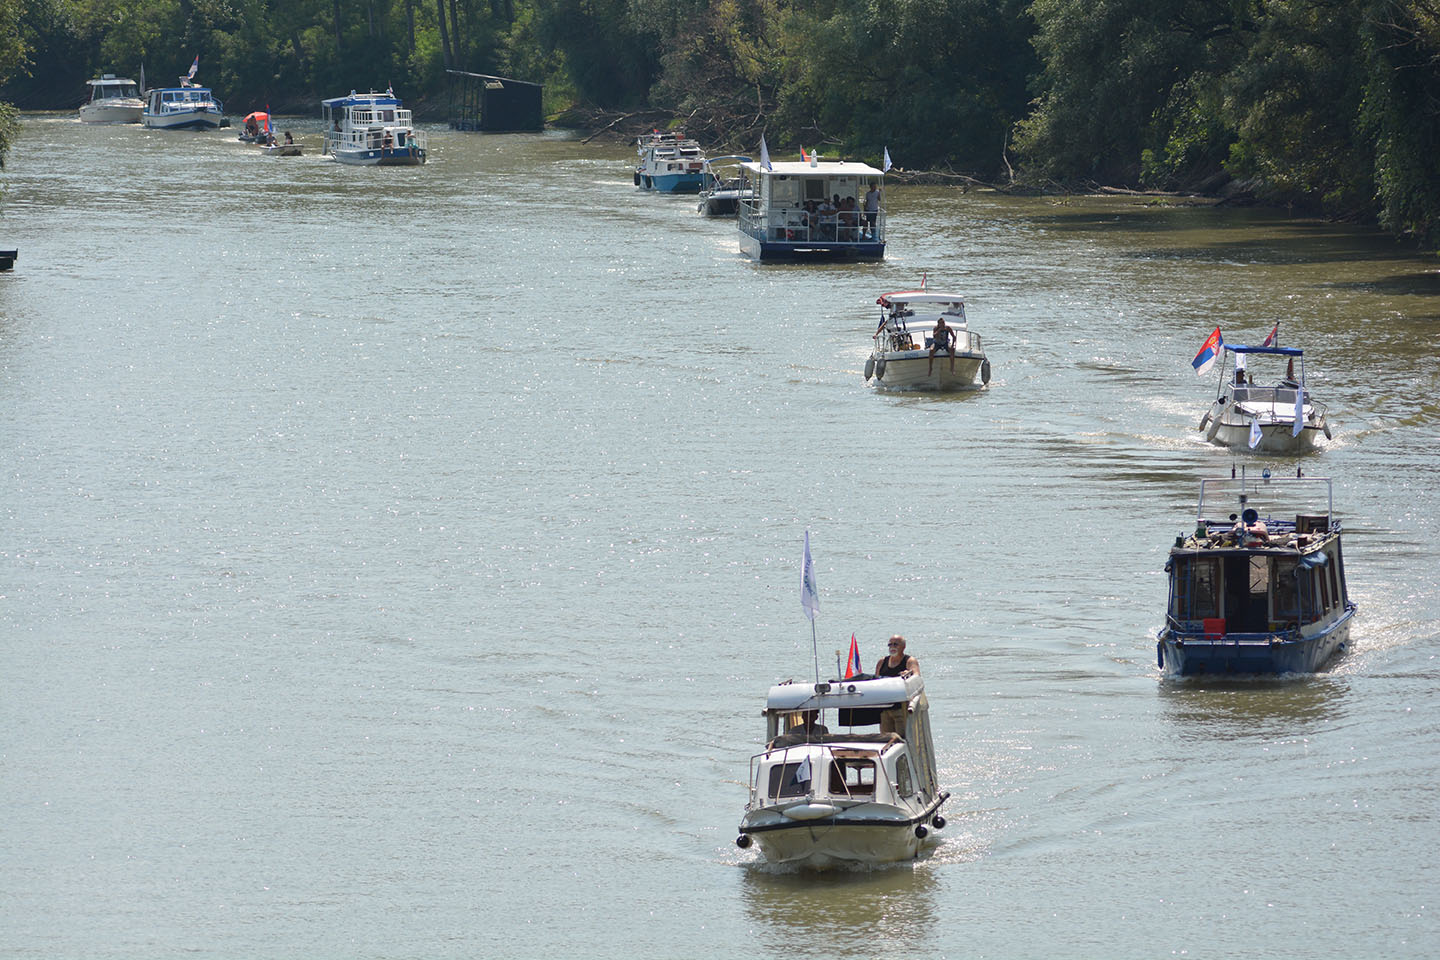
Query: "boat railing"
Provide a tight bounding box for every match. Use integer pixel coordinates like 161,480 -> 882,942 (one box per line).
1165,615 -> 1302,642
739,200 -> 885,245
323,126 -> 427,154
1196,475 -> 1334,525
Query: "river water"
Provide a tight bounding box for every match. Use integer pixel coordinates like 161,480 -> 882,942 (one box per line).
2,116 -> 1438,959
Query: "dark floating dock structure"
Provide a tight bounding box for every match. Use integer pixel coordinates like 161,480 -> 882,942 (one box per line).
0,250 -> 16,271
446,71 -> 543,132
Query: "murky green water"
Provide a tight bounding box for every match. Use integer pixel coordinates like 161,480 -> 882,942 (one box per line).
2,115 -> 1438,958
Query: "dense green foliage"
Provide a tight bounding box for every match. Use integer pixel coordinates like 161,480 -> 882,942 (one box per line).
1,0 -> 1438,244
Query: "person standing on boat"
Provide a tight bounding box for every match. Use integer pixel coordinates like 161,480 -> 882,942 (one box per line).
875,636 -> 918,737
875,635 -> 919,679
863,183 -> 881,237
928,318 -> 957,375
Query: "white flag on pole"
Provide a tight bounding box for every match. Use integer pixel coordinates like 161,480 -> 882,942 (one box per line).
800,530 -> 819,621
1249,417 -> 1263,449
760,135 -> 773,172
795,754 -> 812,783
1293,386 -> 1305,437
882,146 -> 893,172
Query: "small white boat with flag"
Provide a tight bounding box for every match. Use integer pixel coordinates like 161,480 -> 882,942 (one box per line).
79,75 -> 143,124
865,286 -> 990,391
1194,325 -> 1331,453
735,533 -> 949,868
1157,468 -> 1355,677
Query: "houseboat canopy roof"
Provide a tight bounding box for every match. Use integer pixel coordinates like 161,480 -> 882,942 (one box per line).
1225,345 -> 1304,357
322,91 -> 402,108
765,674 -> 922,712
742,160 -> 885,178
878,291 -> 967,307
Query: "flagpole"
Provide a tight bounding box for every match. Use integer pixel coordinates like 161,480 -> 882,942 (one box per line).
811,618 -> 819,683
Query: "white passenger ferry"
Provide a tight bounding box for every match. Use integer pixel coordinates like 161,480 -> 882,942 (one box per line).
321,90 -> 427,166
737,157 -> 885,260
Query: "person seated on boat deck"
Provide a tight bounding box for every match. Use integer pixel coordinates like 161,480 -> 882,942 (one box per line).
284,131 -> 294,145
769,710 -> 829,747
927,318 -> 957,375
819,196 -> 839,239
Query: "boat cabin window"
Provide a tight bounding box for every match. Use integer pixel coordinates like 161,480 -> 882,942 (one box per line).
1170,556 -> 1220,620
1249,556 -> 1268,595
804,179 -> 827,201
894,755 -> 913,797
828,759 -> 876,796
767,762 -> 814,800
1273,557 -> 1302,621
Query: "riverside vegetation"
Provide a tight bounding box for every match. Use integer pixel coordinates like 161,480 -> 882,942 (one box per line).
0,0 -> 1437,247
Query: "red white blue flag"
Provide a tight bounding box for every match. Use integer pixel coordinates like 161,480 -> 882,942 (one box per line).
186,55 -> 199,81
1262,322 -> 1278,347
844,633 -> 861,678
1192,327 -> 1224,376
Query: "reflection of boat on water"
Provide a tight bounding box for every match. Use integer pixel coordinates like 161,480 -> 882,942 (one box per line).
1157,469 -> 1356,677
736,674 -> 950,867
1160,677 -> 1347,738
866,287 -> 991,392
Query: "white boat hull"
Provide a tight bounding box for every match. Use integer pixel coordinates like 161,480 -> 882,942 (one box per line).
79,101 -> 143,124
871,351 -> 987,391
1202,399 -> 1328,453
142,108 -> 222,130
740,798 -> 946,867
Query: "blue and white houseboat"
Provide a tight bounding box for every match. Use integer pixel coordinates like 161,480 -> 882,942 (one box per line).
735,674 -> 950,867
1199,343 -> 1332,453
737,157 -> 885,261
1157,470 -> 1356,677
634,131 -> 705,192
321,90 -> 427,166
142,85 -> 224,129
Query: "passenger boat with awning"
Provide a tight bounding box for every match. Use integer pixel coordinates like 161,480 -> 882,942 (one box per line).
866,287 -> 990,391
735,674 -> 950,867
737,156 -> 885,261
1157,470 -> 1356,677
321,90 -> 427,166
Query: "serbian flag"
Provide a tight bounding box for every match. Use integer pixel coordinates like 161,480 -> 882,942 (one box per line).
843,634 -> 861,678
799,146 -> 810,162
1192,327 -> 1223,376
186,55 -> 199,81
1261,322 -> 1279,347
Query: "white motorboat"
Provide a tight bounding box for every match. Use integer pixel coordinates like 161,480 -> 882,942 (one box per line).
737,155 -> 884,261
1199,343 -> 1331,453
142,85 -> 224,129
696,155 -> 752,215
633,131 -> 705,192
736,674 -> 950,867
79,75 -> 143,124
865,288 -> 991,391
321,90 -> 427,166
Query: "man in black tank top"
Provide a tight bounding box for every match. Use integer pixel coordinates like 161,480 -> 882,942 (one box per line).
874,635 -> 919,678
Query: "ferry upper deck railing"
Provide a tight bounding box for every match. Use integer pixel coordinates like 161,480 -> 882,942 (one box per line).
1196,474 -> 1335,526
323,126 -> 428,154
739,200 -> 885,245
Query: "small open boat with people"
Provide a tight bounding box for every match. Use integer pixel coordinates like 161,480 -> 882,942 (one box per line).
238,111 -> 270,142
737,148 -> 885,261
736,673 -> 950,867
865,286 -> 990,391
1157,468 -> 1356,677
1194,327 -> 1332,453
321,89 -> 427,166
633,131 -> 706,192
696,155 -> 752,215
79,75 -> 144,124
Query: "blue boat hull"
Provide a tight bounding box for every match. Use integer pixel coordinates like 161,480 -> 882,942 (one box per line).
638,172 -> 703,193
1157,607 -> 1354,677
740,232 -> 885,262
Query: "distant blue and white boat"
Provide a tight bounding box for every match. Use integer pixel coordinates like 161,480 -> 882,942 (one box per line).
1157,470 -> 1356,677
142,85 -> 223,129
634,131 -> 705,192
321,90 -> 427,166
